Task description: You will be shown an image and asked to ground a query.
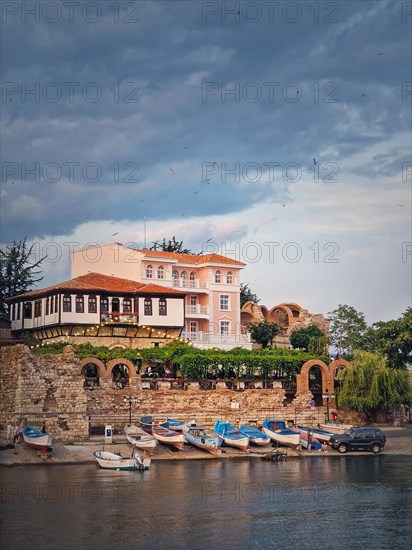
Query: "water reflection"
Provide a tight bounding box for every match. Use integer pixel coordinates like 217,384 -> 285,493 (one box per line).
1,457 -> 411,549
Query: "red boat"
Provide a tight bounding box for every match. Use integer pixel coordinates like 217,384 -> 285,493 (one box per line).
21,425 -> 52,453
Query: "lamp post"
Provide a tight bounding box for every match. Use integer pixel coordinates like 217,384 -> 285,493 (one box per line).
124,396 -> 138,424
322,389 -> 336,422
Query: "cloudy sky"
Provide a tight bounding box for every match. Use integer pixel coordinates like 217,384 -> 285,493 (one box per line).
1,0 -> 411,324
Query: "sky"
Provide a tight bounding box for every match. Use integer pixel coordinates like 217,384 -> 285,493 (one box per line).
1,0 -> 411,324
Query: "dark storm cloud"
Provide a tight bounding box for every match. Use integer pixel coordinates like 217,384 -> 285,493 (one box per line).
1,0 -> 410,241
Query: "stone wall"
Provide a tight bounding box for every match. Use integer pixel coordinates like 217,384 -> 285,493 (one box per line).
0,345 -> 89,441
1,345 -> 337,442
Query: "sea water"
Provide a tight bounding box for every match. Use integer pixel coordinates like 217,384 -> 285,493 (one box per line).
0,456 -> 411,549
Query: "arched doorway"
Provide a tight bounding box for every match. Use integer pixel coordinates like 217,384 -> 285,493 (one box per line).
82,363 -> 100,388
111,364 -> 129,388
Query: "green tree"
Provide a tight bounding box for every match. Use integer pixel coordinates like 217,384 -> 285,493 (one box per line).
150,236 -> 192,254
0,238 -> 46,315
337,350 -> 411,421
290,326 -> 324,351
249,320 -> 281,349
372,308 -> 412,369
240,282 -> 260,307
327,304 -> 369,359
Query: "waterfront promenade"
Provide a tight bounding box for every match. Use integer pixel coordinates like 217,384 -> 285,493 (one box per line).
1,425 -> 410,466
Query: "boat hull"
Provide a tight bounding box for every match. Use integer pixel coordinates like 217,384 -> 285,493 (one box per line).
239,426 -> 271,446
297,425 -> 333,444
93,451 -> 139,471
183,426 -> 222,455
125,424 -> 158,454
22,426 -> 52,453
320,423 -> 353,434
152,427 -> 185,450
219,435 -> 249,452
262,426 -> 300,449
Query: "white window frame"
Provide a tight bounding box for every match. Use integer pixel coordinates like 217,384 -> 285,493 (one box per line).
220,321 -> 230,335
219,294 -> 230,311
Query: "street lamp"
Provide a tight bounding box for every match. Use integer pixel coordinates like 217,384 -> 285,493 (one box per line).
124,396 -> 138,424
321,389 -> 336,422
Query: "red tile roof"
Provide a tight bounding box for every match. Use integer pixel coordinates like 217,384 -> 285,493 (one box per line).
137,249 -> 245,266
8,273 -> 186,301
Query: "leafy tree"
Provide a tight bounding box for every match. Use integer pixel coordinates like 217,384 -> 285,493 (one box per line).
0,238 -> 46,315
248,320 -> 281,349
327,304 -> 369,359
240,282 -> 260,307
290,326 -> 324,351
372,308 -> 412,369
337,350 -> 411,420
150,236 -> 192,254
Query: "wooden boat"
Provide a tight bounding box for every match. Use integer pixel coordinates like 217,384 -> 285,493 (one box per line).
297,425 -> 334,444
182,424 -> 222,456
164,418 -> 196,431
262,419 -> 300,449
292,427 -> 322,450
239,425 -> 271,446
320,422 -> 353,434
140,416 -> 185,450
21,425 -> 52,453
93,448 -> 150,471
124,423 -> 158,454
214,420 -> 249,452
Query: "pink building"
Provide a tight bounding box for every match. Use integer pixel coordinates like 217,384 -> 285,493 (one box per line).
72,244 -> 252,350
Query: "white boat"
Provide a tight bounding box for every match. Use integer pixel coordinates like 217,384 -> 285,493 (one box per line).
320,422 -> 353,434
214,420 -> 250,452
21,425 -> 52,453
93,448 -> 150,471
182,424 -> 222,456
124,423 -> 158,454
262,419 -> 300,449
297,425 -> 334,444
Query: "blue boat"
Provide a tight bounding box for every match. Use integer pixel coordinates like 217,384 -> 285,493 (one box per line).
239,425 -> 271,446
163,418 -> 196,431
214,420 -> 249,452
21,425 -> 52,453
182,423 -> 222,455
262,419 -> 300,449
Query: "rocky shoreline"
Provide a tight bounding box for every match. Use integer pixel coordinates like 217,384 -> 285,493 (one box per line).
1,426 -> 410,466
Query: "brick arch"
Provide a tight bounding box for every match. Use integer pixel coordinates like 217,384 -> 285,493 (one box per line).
106,358 -> 137,379
328,358 -> 351,379
79,357 -> 107,378
296,359 -> 333,394
268,304 -> 293,327
108,343 -> 127,350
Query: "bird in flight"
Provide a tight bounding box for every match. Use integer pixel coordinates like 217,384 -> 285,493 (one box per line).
139,200 -> 144,202
378,52 -> 384,55
313,158 -> 317,165
206,238 -> 213,242
183,146 -> 188,149
112,232 -> 119,236
193,191 -> 199,194
181,212 -> 185,217
281,203 -> 287,207
398,204 -> 405,207
169,168 -> 175,175
362,93 -> 367,97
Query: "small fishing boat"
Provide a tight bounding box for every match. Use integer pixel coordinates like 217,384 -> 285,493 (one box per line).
164,418 -> 196,431
124,424 -> 158,454
239,425 -> 271,446
93,447 -> 150,471
320,422 -> 353,434
182,423 -> 222,456
214,420 -> 249,452
297,425 -> 334,444
140,416 -> 185,450
21,425 -> 52,453
262,419 -> 300,449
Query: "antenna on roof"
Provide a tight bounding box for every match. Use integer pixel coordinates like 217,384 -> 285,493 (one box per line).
143,217 -> 147,249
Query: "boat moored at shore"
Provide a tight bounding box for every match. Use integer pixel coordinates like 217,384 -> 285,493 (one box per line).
21,425 -> 52,453
214,420 -> 250,452
262,419 -> 300,449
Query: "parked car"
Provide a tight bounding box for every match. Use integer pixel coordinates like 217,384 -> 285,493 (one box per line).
329,427 -> 386,454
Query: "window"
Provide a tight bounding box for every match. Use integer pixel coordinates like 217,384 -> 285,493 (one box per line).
16,303 -> 20,320
157,266 -> 164,279
220,321 -> 230,335
146,265 -> 153,278
46,297 -> 49,316
190,321 -> 197,333
215,271 -> 221,283
34,300 -> 42,318
88,296 -> 97,313
123,298 -> 131,313
172,270 -> 178,282
189,272 -> 196,287
100,297 -> 109,313
181,271 -> 187,286
159,298 -> 167,316
55,295 -> 59,312
11,304 -> 15,321
220,295 -> 229,310
76,295 -> 84,313
144,298 -> 152,315
63,295 -> 72,312
226,272 -> 233,284
50,296 -> 54,315
190,295 -> 197,306
24,302 -> 32,319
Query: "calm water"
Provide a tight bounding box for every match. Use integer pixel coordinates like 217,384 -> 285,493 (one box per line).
1,456 -> 411,549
